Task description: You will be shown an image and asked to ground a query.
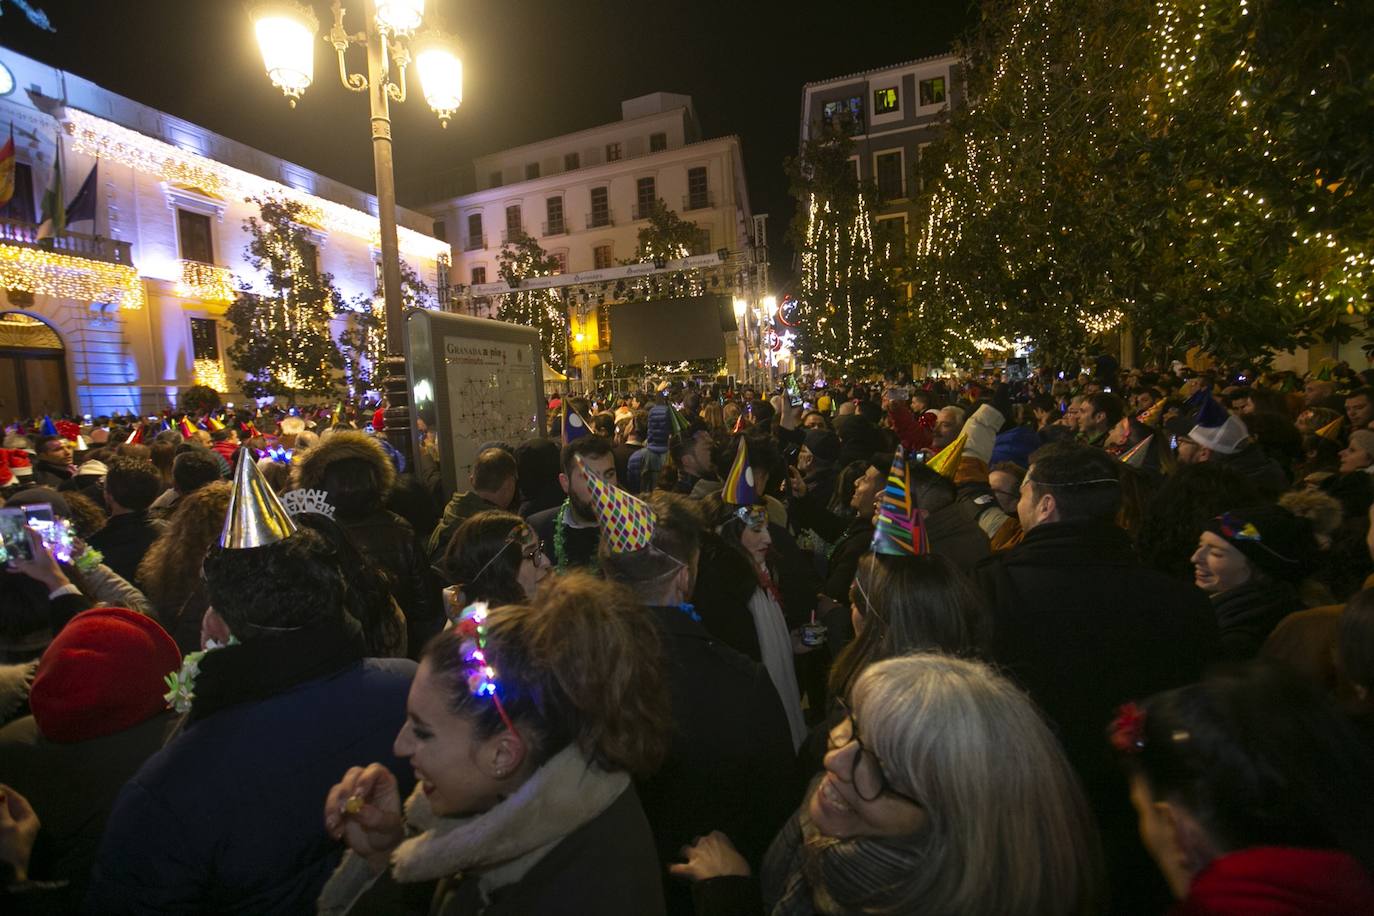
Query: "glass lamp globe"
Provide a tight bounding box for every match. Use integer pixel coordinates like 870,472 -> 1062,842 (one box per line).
412,31 -> 462,127
250,0 -> 319,106
375,0 -> 425,37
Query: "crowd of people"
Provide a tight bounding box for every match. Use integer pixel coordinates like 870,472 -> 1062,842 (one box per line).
1,356 -> 1373,915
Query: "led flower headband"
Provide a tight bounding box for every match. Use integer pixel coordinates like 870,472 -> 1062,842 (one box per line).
454,602 -> 519,739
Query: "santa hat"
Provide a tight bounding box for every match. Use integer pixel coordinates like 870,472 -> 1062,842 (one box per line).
575,453 -> 655,553
0,450 -> 11,488
722,437 -> 757,506
220,447 -> 297,549
871,447 -> 929,556
30,607 -> 180,744
7,449 -> 32,480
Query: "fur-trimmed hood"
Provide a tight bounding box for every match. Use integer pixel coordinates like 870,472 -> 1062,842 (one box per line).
294,430 -> 396,496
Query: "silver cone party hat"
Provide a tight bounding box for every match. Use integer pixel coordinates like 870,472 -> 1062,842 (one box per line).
220,449 -> 297,549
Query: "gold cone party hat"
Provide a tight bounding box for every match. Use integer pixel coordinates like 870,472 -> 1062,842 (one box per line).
926,429 -> 966,480
1315,417 -> 1343,441
220,448 -> 297,549
575,453 -> 655,553
1118,435 -> 1153,469
1136,399 -> 1166,426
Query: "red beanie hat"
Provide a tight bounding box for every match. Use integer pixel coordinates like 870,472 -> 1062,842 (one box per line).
30,607 -> 181,744
372,406 -> 386,431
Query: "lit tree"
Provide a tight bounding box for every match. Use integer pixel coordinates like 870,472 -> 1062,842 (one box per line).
496,232 -> 570,373
227,196 -> 343,399
786,129 -> 894,375
336,260 -> 433,400
631,199 -> 702,262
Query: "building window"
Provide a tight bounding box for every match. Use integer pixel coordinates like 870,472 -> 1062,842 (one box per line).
919,76 -> 947,107
593,244 -> 613,270
525,162 -> 540,180
431,219 -> 447,242
874,86 -> 899,114
489,170 -> 503,188
635,177 -> 656,219
564,152 -> 580,171
296,239 -> 319,278
686,167 -> 709,210
821,96 -> 864,135
466,212 -> 484,250
551,251 -> 567,274
848,156 -> 860,182
875,150 -> 905,200
0,162 -> 36,224
177,209 -> 214,263
597,303 -> 611,348
691,227 -> 711,256
606,142 -> 622,162
649,132 -> 667,152
505,205 -> 522,240
471,266 -> 486,285
545,196 -> 565,235
589,186 -> 610,228
190,317 -> 219,361
875,216 -> 906,259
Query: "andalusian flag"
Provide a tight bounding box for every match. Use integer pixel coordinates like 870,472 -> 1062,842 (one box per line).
37,138 -> 64,241
0,125 -> 15,208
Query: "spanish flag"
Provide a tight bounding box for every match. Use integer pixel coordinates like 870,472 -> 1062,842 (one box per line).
0,125 -> 14,208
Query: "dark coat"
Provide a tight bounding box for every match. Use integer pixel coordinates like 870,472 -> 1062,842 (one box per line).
638,607 -> 798,916
528,504 -> 600,571
341,508 -> 441,658
692,532 -> 764,662
426,489 -> 504,563
0,711 -> 178,907
87,511 -> 164,588
1212,579 -> 1301,661
429,786 -> 666,916
974,519 -> 1220,915
924,497 -> 991,575
85,657 -> 416,915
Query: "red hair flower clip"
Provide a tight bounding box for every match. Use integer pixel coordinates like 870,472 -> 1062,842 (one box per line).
1109,702 -> 1147,754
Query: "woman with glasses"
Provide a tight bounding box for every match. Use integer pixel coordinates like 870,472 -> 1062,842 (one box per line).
320,573 -> 673,915
672,653 -> 1104,916
435,510 -> 551,620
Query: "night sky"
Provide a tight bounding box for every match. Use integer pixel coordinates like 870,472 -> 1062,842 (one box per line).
2,0 -> 976,284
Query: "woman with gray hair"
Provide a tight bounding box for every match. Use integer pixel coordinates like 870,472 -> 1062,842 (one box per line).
673,652 -> 1104,916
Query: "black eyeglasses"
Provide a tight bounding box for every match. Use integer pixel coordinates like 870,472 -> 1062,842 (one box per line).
829,698 -> 922,807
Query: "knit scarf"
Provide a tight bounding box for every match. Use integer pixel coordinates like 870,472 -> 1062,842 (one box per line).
391,745 -> 628,895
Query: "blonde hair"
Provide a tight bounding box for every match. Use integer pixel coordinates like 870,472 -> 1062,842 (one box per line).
1278,489 -> 1343,547
852,653 -> 1103,916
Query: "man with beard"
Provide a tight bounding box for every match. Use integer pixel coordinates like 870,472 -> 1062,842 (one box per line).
527,435 -> 616,571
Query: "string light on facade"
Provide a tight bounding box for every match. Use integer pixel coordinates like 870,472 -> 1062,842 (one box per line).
176,260 -> 238,305
193,356 -> 229,392
0,242 -> 146,309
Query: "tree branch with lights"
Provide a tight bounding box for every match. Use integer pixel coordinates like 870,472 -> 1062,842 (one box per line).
495,233 -> 570,374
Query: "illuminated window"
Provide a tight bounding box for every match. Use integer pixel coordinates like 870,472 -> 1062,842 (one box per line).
874,86 -> 899,114
919,76 -> 946,107
564,152 -> 580,171
821,96 -> 864,135
177,209 -> 214,264
650,132 -> 667,152
593,244 -> 613,270
606,142 -> 622,162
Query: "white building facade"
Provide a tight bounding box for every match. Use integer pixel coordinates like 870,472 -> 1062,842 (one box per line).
0,45 -> 449,418
422,93 -> 755,379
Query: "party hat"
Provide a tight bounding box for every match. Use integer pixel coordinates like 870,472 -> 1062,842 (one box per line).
667,401 -> 690,437
871,447 -> 928,556
41,415 -> 58,436
55,419 -> 80,442
74,434 -> 88,451
926,429 -> 966,480
1194,394 -> 1229,429
1314,362 -> 1333,382
1136,399 -> 1165,426
207,415 -> 226,432
731,413 -> 748,435
333,400 -> 345,427
561,401 -> 590,445
722,436 -> 757,505
1315,417 -> 1343,441
178,417 -> 197,439
1118,435 -> 1153,469
125,423 -> 144,445
575,453 -> 655,553
219,448 -> 297,549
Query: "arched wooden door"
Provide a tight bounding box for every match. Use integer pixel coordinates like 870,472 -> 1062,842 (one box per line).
0,312 -> 72,420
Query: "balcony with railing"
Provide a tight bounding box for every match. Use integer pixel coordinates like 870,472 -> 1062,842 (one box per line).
463,233 -> 486,251
682,193 -> 714,212
0,214 -> 133,266
176,259 -> 237,305
586,211 -> 615,229
542,220 -> 567,237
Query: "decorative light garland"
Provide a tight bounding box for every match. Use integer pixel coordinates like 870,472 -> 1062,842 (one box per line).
193,356 -> 228,392
0,241 -> 145,309
64,109 -> 449,263
177,260 -> 238,304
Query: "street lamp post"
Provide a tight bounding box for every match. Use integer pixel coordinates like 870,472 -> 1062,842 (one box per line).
250,0 -> 461,466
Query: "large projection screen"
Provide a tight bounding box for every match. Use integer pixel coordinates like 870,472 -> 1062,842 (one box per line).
608,295 -> 735,364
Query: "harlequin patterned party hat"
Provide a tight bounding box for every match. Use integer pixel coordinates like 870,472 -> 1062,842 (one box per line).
722,436 -> 757,506
575,453 -> 655,553
220,447 -> 297,549
1118,435 -> 1153,469
561,401 -> 591,445
926,429 -> 965,480
871,446 -> 928,556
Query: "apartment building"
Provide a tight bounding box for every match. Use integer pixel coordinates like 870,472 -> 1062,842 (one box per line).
0,45 -> 449,417
799,53 -> 963,261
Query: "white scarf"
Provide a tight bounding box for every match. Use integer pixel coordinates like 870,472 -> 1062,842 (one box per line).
748,586 -> 808,750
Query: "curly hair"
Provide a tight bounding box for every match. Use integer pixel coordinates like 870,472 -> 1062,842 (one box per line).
62,490 -> 108,539
1135,463 -> 1264,580
137,482 -> 231,618
422,571 -> 670,777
